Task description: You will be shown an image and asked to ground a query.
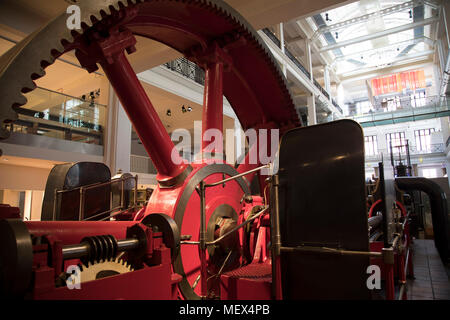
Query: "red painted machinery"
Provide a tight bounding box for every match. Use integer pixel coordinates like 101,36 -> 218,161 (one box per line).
0,0 -> 296,300
0,0 -> 449,300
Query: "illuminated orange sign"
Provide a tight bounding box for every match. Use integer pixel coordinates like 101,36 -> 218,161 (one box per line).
371,70 -> 426,96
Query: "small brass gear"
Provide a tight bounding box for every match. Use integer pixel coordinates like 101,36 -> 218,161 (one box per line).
78,258 -> 133,283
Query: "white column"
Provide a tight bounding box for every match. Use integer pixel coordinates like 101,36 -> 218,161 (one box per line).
235,118 -> 244,162
307,94 -> 316,126
324,65 -> 331,95
104,85 -> 132,174
337,82 -> 345,108
305,38 -> 316,125
279,23 -> 287,77
305,39 -> 313,81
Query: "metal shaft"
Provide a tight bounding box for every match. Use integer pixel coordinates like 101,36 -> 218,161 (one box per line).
199,181 -> 207,298
62,238 -> 139,260
271,175 -> 283,300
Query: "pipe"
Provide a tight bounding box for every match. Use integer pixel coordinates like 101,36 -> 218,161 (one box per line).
369,230 -> 383,242
396,177 -> 450,261
368,215 -> 383,231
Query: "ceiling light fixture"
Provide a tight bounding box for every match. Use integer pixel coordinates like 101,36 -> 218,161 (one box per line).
166,109 -> 171,116
187,106 -> 192,112
181,105 -> 187,113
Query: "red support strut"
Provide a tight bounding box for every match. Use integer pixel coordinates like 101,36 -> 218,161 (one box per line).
76,30 -> 188,186
100,51 -> 187,183
202,61 -> 224,153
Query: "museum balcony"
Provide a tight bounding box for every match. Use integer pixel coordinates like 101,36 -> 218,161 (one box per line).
365,142 -> 446,163
346,95 -> 450,127
0,87 -> 105,163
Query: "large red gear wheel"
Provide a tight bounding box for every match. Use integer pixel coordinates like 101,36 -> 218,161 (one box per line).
0,0 -> 300,299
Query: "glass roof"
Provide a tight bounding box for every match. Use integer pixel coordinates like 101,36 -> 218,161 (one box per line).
312,0 -> 437,75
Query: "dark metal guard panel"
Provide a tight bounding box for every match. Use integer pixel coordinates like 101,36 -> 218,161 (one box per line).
277,120 -> 371,299
396,177 -> 450,262
41,162 -> 111,220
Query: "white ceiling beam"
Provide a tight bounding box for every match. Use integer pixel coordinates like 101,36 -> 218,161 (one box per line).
312,0 -> 421,39
334,36 -> 435,62
339,51 -> 434,79
319,17 -> 438,53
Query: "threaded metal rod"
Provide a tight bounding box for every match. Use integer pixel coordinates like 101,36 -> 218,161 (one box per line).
62,238 -> 139,260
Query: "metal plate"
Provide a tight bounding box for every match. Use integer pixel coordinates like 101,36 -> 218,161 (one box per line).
276,120 -> 371,299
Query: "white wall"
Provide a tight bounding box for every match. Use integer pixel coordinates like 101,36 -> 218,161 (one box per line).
0,164 -> 50,190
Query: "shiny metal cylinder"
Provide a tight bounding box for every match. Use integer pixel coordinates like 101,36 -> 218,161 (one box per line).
62,238 -> 139,260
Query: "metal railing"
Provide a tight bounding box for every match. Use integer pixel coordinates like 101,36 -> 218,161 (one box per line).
365,143 -> 445,161
346,96 -> 450,127
130,154 -> 157,174
261,28 -> 343,114
3,87 -> 106,145
164,57 -> 205,85
52,174 -> 138,221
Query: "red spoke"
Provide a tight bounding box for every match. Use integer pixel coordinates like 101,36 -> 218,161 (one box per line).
202,61 -> 224,154
100,51 -> 187,182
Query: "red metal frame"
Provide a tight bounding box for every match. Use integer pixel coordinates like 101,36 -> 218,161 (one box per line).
26,220 -> 182,300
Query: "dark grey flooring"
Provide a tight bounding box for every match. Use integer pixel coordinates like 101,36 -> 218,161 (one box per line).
407,239 -> 450,300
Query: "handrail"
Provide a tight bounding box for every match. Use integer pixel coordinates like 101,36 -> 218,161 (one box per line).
52,174 -> 138,221
35,86 -> 107,107
204,164 -> 269,188
346,95 -> 450,120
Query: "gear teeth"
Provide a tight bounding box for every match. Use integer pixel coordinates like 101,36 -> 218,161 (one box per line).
13,94 -> 27,107
90,11 -> 104,22
21,79 -> 37,93
52,42 -> 65,54
31,68 -> 46,80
